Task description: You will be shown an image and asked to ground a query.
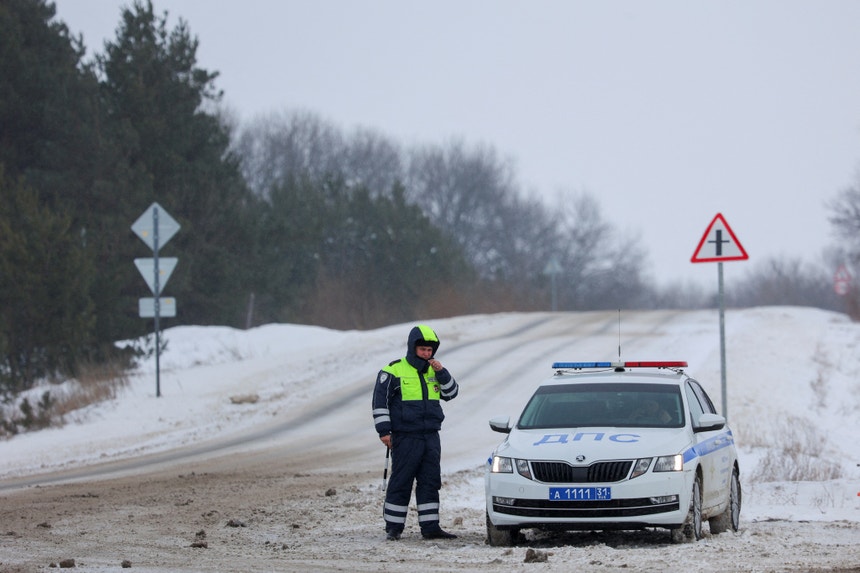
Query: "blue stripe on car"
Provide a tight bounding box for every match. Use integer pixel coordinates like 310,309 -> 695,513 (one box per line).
683,430 -> 734,464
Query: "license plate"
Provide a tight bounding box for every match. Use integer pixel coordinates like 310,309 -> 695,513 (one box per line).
549,487 -> 612,501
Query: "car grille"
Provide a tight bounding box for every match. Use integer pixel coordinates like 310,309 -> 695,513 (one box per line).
492,497 -> 680,519
531,460 -> 632,483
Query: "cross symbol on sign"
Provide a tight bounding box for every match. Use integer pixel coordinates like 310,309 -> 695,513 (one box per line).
708,230 -> 731,257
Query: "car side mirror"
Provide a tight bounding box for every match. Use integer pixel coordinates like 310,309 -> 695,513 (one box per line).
694,413 -> 726,432
489,415 -> 512,434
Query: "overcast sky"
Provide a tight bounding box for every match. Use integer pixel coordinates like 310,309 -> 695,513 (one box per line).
53,1 -> 860,288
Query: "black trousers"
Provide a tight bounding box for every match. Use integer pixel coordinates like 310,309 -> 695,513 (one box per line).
383,432 -> 442,533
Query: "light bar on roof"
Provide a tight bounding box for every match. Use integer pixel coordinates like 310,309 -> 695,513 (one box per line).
624,361 -> 688,368
552,361 -> 614,369
552,361 -> 688,370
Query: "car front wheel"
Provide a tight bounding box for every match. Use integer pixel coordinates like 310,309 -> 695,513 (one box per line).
709,466 -> 741,534
486,513 -> 521,546
671,473 -> 703,543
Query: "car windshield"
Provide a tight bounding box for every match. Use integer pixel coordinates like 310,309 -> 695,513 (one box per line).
517,382 -> 684,429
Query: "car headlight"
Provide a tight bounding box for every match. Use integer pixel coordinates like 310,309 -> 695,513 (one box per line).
630,458 -> 652,479
515,459 -> 533,480
491,456 -> 513,473
491,456 -> 533,480
653,454 -> 684,472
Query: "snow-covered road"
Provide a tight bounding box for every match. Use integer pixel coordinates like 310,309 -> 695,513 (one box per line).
1,308 -> 858,571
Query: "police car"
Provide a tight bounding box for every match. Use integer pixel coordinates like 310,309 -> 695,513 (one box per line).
485,361 -> 740,545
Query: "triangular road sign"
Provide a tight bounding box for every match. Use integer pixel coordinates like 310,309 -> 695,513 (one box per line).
691,213 -> 749,263
134,257 -> 178,294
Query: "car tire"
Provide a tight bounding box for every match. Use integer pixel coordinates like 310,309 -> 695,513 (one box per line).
486,513 -> 520,546
671,474 -> 703,543
709,466 -> 741,534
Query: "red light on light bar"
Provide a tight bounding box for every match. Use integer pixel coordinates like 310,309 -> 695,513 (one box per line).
552,361 -> 688,370
623,361 -> 687,368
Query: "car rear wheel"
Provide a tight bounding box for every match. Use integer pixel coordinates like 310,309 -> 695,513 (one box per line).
486,513 -> 521,546
671,474 -> 703,543
709,467 -> 741,534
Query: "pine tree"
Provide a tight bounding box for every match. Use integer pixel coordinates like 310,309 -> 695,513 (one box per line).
98,1 -> 258,327
0,170 -> 94,395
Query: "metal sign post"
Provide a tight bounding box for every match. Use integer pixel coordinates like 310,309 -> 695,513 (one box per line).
543,256 -> 562,312
132,202 -> 180,397
691,213 -> 748,420
717,261 -> 727,419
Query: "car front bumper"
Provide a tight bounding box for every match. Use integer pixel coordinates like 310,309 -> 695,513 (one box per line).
485,465 -> 694,530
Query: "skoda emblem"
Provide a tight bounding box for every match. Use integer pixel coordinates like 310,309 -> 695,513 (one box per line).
575,454 -> 586,463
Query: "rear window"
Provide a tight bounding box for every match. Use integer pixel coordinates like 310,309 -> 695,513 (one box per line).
517,382 -> 684,429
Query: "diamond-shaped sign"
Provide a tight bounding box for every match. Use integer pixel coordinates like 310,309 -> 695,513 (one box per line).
131,202 -> 180,251
134,257 -> 178,294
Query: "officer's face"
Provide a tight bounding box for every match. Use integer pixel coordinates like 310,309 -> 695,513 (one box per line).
415,345 -> 434,360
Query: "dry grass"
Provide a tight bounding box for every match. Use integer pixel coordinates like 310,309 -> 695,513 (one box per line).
741,415 -> 843,482
0,360 -> 128,438
751,449 -> 843,482
53,360 -> 129,417
809,343 -> 830,410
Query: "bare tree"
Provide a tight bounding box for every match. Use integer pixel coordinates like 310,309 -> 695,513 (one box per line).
342,127 -> 404,198
235,110 -> 345,197
234,111 -> 659,315
827,182 -> 860,318
727,256 -> 838,310
235,110 -> 405,200
828,185 -> 860,268
550,192 -> 651,310
650,280 -> 710,310
405,139 -> 526,280
405,140 -> 652,309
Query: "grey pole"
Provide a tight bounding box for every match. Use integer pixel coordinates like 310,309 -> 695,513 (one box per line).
718,262 -> 727,419
153,206 -> 161,398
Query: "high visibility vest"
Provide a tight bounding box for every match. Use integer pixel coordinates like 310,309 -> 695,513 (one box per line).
383,359 -> 440,402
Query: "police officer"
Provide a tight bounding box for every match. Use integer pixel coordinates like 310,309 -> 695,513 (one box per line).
372,324 -> 459,541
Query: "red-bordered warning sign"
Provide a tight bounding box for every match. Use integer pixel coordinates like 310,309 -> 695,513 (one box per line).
834,265 -> 852,296
691,213 -> 749,263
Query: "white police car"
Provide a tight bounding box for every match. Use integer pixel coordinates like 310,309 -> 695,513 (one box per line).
485,361 -> 740,545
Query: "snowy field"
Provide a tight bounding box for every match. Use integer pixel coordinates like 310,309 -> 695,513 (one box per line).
1,307 -> 859,571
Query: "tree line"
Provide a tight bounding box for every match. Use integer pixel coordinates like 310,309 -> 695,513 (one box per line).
1,0 -> 856,397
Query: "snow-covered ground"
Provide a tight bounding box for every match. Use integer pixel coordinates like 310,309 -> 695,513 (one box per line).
1,307 -> 859,571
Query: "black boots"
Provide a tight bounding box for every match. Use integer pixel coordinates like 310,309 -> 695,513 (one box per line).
386,528 -> 457,540
421,528 -> 457,539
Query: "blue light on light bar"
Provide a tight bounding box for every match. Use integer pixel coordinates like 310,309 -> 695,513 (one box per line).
551,362 -> 614,369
